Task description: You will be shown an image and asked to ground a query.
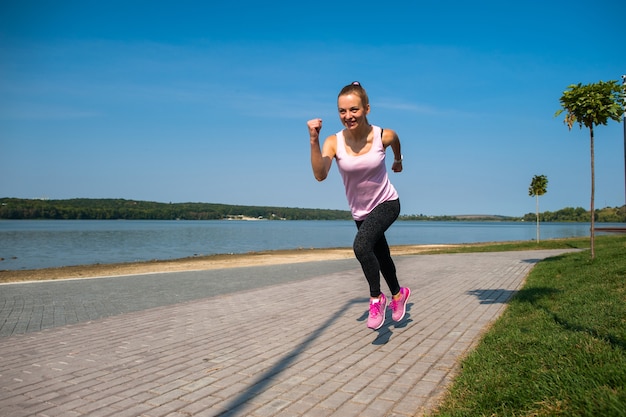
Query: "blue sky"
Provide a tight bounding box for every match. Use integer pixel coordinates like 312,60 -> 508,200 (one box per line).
1,0 -> 624,216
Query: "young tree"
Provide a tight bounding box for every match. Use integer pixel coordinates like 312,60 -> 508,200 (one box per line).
555,80 -> 625,259
528,174 -> 548,242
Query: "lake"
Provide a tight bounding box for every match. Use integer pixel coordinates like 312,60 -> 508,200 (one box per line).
0,220 -> 621,271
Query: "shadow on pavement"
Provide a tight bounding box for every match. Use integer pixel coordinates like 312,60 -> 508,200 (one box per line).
466,289 -> 518,304
218,296 -> 369,416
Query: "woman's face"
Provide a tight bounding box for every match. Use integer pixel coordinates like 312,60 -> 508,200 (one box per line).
337,94 -> 369,131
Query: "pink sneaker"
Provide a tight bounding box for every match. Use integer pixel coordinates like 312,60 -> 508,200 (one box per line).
367,293 -> 387,330
390,287 -> 411,322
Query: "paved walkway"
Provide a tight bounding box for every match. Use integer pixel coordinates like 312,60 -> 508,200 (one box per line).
0,250 -> 575,417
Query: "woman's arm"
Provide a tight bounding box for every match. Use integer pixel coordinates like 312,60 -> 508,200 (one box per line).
308,118 -> 336,181
382,128 -> 403,173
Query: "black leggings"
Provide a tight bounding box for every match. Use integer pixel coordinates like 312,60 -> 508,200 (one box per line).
354,199 -> 401,298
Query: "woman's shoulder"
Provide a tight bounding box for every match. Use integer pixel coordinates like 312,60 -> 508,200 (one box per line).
322,133 -> 338,156
326,133 -> 338,144
377,126 -> 396,135
372,125 -> 395,135
379,127 -> 398,146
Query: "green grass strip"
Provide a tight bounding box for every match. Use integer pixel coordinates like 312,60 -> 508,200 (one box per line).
431,235 -> 626,417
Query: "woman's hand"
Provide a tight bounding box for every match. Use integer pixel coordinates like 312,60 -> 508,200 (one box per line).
307,118 -> 323,144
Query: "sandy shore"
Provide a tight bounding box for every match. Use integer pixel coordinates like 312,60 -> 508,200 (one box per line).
0,245 -> 457,283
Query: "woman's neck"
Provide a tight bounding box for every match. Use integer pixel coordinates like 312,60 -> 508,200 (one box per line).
345,124 -> 372,143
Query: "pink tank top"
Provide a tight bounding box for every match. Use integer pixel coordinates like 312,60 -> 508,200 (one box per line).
335,125 -> 399,221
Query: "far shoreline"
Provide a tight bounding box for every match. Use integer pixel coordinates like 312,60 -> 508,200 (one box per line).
0,244 -> 459,284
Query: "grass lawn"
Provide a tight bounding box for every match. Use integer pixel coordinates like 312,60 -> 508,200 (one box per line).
430,235 -> 626,417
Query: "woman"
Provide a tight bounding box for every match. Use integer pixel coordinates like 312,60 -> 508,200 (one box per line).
308,81 -> 411,330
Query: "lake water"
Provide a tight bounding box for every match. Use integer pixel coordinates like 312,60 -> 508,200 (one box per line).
0,220 -> 621,271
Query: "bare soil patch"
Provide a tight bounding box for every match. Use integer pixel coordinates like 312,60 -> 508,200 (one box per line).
0,245 -> 457,283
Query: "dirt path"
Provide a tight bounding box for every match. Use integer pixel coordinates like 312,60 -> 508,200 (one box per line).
0,244 -> 457,283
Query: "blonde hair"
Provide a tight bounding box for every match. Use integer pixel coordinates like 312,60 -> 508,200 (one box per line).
338,81 -> 369,107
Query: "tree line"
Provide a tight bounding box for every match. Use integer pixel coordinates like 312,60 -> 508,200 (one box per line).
521,206 -> 626,223
0,198 -> 353,221
1,198 -> 624,222
402,206 -> 625,223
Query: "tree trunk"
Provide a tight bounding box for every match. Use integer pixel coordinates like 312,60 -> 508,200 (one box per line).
590,126 -> 595,259
535,195 -> 540,242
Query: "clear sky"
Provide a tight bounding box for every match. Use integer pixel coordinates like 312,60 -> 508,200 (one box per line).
1,0 -> 624,217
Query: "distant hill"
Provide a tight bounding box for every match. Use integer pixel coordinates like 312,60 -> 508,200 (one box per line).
1,198 -> 624,222
401,206 -> 625,222
399,214 -> 519,221
451,214 -> 514,221
521,206 -> 626,223
0,198 -> 352,221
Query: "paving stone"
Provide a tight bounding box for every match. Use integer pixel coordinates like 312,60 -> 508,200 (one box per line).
0,249 -> 577,416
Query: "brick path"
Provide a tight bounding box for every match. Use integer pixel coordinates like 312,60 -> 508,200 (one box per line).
0,250 -> 575,416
